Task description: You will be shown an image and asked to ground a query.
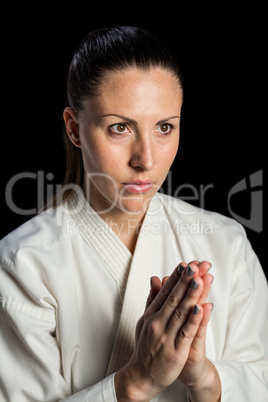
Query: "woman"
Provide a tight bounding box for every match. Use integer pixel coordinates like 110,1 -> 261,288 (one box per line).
0,26 -> 267,401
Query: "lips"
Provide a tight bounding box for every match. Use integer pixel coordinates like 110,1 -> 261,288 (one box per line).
122,180 -> 153,194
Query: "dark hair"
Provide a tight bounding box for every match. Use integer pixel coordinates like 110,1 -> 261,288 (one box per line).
67,26 -> 183,112
45,26 -> 183,209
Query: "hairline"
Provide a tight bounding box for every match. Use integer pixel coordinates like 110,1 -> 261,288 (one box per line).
75,64 -> 183,113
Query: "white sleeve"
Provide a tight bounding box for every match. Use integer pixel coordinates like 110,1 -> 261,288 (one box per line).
0,260 -> 117,402
61,375 -> 117,401
213,248 -> 268,402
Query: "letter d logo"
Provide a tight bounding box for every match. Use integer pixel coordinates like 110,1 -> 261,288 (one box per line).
228,170 -> 263,233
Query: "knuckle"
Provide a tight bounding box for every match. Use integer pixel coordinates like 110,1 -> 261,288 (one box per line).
158,333 -> 167,347
178,327 -> 191,342
160,286 -> 170,298
152,332 -> 169,355
146,294 -> 152,306
149,319 -> 161,336
167,292 -> 179,308
144,309 -> 152,322
173,307 -> 185,322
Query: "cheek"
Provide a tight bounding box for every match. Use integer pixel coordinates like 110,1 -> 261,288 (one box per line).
81,137 -> 126,177
157,142 -> 179,171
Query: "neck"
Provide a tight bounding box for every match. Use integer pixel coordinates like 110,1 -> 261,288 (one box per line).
84,185 -> 147,254
99,208 -> 147,254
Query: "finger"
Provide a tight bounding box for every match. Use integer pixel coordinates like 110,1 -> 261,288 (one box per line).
198,273 -> 214,305
197,261 -> 212,277
188,260 -> 200,266
151,276 -> 162,299
162,276 -> 169,285
144,276 -> 162,312
190,303 -> 213,352
165,274 -> 204,337
147,262 -> 200,315
145,276 -> 171,312
175,304 -> 204,351
146,262 -> 188,314
188,260 -> 212,277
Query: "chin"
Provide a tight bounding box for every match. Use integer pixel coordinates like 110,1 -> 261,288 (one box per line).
118,195 -> 154,215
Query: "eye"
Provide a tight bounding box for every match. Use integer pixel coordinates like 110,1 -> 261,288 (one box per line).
155,123 -> 173,135
109,123 -> 129,134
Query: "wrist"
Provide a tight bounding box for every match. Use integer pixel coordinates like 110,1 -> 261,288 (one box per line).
114,363 -> 155,402
185,359 -> 221,402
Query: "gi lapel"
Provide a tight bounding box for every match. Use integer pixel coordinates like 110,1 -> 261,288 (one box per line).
68,190 -> 132,299
106,195 -> 162,375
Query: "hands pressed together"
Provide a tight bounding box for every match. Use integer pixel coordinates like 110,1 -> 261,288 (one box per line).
115,261 -> 222,402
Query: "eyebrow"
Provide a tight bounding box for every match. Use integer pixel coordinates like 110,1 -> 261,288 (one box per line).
100,113 -> 180,125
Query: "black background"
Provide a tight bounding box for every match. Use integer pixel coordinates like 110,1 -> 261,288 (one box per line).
1,6 -> 266,277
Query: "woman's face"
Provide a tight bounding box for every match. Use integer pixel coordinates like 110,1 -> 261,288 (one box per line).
65,67 -> 183,217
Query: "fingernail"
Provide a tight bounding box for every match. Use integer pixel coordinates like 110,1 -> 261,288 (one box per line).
191,278 -> 199,289
193,305 -> 199,315
210,303 -> 214,311
186,265 -> 194,276
150,277 -> 153,287
178,264 -> 185,274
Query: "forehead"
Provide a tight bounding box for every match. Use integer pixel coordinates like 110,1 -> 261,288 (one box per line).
85,67 -> 183,119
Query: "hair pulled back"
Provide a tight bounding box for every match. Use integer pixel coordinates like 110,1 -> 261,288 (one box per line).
67,26 -> 183,112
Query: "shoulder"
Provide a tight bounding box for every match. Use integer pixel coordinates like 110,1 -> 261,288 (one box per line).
0,204 -> 72,268
156,193 -> 243,230
155,193 -> 252,259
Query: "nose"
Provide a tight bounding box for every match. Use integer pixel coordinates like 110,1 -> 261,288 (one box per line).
129,137 -> 155,171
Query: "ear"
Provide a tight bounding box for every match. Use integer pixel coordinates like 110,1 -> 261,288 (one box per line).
63,107 -> 81,148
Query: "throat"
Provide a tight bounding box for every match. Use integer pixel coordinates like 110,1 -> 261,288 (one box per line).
118,228 -> 140,254
105,216 -> 143,255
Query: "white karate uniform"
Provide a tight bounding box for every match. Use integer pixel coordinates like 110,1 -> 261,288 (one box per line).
0,189 -> 267,401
